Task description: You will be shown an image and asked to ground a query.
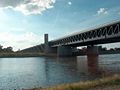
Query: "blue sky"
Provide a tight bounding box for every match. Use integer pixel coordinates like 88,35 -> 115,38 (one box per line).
0,0 -> 120,51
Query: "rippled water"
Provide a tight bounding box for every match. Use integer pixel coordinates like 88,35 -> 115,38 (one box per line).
0,54 -> 120,90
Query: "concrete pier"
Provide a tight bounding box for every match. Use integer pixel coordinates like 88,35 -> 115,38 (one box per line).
44,34 -> 57,54
57,46 -> 72,57
87,46 -> 99,57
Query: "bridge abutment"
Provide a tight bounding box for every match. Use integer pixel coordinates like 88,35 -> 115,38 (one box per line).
57,46 -> 73,57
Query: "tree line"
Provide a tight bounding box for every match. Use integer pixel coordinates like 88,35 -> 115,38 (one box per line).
0,45 -> 13,53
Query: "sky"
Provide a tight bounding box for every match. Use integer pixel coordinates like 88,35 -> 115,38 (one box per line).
0,0 -> 120,51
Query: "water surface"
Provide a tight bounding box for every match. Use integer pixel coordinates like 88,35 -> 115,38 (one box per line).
0,54 -> 120,90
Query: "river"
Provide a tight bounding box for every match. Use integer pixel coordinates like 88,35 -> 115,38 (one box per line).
0,54 -> 120,90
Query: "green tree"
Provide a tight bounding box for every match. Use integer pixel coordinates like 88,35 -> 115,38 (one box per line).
0,45 -> 3,52
6,46 -> 13,52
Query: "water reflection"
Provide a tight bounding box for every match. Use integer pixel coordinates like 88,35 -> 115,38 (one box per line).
57,57 -> 77,66
0,55 -> 120,89
87,55 -> 99,74
77,55 -> 109,76
56,56 -> 101,81
44,57 -> 79,86
57,55 -> 100,75
99,54 -> 120,74
77,56 -> 88,74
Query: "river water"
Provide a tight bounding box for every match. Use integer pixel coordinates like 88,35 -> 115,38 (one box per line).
0,54 -> 120,90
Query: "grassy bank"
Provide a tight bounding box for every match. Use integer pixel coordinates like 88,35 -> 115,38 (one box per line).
29,74 -> 120,90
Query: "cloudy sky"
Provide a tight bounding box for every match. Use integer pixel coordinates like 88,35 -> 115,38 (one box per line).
0,0 -> 120,51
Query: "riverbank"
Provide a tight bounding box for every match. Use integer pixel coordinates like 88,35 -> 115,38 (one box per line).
29,74 -> 120,90
0,53 -> 57,58
0,52 -> 120,58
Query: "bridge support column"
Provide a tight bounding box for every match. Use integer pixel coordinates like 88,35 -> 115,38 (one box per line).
44,34 -> 57,54
57,46 -> 73,57
87,46 -> 99,57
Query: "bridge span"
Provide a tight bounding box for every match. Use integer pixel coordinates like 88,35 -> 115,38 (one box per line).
21,21 -> 120,57
50,21 -> 120,47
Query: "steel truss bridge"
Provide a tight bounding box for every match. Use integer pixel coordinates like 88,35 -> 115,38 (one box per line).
20,21 -> 120,54
50,21 -> 120,47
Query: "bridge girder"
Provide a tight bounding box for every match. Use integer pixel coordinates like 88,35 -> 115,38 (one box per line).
50,21 -> 120,47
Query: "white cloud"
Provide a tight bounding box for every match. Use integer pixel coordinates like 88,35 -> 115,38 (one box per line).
118,12 -> 120,15
0,32 -> 43,51
0,0 -> 56,15
97,8 -> 108,15
68,2 -> 72,5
